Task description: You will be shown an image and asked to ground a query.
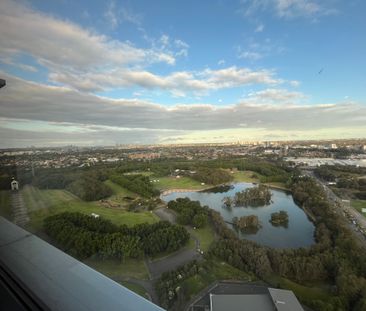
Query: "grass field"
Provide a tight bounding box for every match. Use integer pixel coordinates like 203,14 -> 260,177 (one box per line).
231,170 -> 260,183
84,257 -> 149,280
231,171 -> 289,190
267,275 -> 333,304
189,224 -> 215,252
119,281 -> 149,299
104,180 -> 137,198
22,185 -> 159,232
0,190 -> 12,220
182,259 -> 252,299
351,200 -> 366,217
153,176 -> 207,191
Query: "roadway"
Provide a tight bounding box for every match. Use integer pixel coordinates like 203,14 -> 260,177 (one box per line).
302,169 -> 366,244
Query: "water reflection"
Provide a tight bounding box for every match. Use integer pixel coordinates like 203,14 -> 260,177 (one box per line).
162,182 -> 315,248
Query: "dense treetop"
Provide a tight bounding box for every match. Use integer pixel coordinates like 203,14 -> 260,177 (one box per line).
44,212 -> 189,259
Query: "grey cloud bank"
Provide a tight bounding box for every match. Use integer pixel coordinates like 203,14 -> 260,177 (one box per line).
1,74 -> 365,134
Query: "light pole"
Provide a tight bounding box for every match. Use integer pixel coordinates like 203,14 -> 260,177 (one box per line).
0,79 -> 5,89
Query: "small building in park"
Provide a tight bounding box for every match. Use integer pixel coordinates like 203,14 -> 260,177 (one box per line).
210,288 -> 304,311
11,178 -> 19,191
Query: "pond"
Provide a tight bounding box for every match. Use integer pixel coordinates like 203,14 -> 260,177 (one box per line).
161,183 -> 315,249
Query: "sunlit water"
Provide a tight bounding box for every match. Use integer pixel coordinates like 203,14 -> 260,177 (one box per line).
161,183 -> 315,248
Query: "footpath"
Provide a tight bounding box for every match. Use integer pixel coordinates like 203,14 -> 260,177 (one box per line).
11,191 -> 29,227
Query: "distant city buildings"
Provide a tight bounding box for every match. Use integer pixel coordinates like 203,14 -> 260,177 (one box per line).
0,139 -> 365,169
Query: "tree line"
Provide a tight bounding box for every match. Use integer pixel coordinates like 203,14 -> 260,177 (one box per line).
110,174 -> 159,198
191,168 -> 233,185
44,212 -> 189,260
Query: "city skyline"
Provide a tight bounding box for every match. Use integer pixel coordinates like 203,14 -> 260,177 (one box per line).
1,0 -> 366,147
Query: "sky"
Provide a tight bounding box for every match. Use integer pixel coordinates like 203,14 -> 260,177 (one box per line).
0,0 -> 365,147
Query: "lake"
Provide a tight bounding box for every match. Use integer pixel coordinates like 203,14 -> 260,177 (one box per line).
161,183 -> 315,249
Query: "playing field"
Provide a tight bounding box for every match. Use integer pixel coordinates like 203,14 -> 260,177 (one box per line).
84,257 -> 150,280
351,200 -> 366,218
153,176 -> 207,191
22,185 -> 159,232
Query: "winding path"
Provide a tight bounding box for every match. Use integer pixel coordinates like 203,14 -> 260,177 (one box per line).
147,248 -> 202,280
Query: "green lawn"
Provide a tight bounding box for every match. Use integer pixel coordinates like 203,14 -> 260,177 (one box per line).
231,171 -> 289,190
154,176 -> 207,191
22,185 -> 76,212
22,185 -> 159,232
84,258 -> 149,280
104,180 -> 137,198
0,190 -> 12,220
231,170 -> 260,183
182,259 -> 252,299
351,200 -> 366,217
119,281 -> 149,299
189,223 -> 215,252
267,275 -> 333,304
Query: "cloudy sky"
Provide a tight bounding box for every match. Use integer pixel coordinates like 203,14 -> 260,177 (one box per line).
0,0 -> 365,147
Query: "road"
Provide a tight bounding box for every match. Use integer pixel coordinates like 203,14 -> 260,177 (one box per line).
147,248 -> 202,280
302,169 -> 366,244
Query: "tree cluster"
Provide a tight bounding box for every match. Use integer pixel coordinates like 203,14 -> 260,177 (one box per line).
191,168 -> 233,185
67,177 -> 112,201
167,197 -> 209,228
156,260 -> 204,309
232,215 -> 259,230
269,211 -> 288,227
224,184 -> 272,207
314,166 -> 336,182
44,212 -> 189,260
110,174 -> 159,197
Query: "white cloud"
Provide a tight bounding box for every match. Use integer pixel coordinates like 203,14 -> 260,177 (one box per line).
218,59 -> 226,66
289,80 -> 301,87
48,66 -> 280,94
104,1 -> 143,29
0,57 -> 38,72
0,0 -> 178,84
0,0 -> 176,70
237,38 -> 284,61
174,39 -> 189,57
160,34 -> 170,47
240,0 -> 337,19
238,51 -> 263,60
104,1 -> 119,29
120,7 -> 143,26
248,88 -> 306,102
255,23 -> 265,32
0,0 -> 284,97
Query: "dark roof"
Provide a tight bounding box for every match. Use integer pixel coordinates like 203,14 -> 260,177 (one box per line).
0,217 -> 165,311
210,294 -> 275,311
268,288 -> 304,311
209,288 -> 304,311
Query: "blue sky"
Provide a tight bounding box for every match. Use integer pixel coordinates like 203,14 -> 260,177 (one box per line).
0,0 -> 365,147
